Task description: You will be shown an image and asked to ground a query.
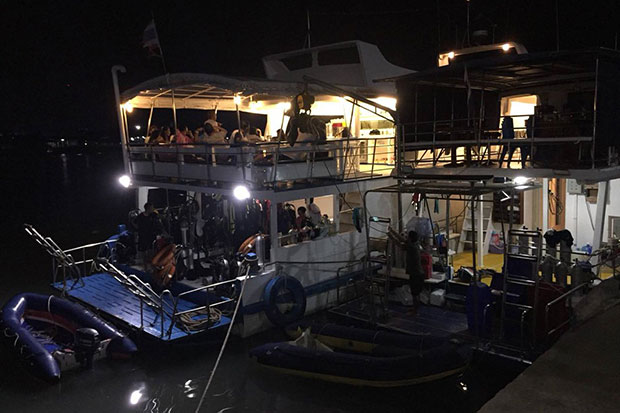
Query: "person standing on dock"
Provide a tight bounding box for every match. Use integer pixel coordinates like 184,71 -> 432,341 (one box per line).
136,202 -> 163,269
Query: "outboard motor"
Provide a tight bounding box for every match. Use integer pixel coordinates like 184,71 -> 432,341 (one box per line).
75,328 -> 100,369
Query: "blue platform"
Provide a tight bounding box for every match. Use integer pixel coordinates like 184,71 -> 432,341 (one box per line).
52,273 -> 231,342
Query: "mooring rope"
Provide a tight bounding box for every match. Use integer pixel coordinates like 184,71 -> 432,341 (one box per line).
194,264 -> 251,413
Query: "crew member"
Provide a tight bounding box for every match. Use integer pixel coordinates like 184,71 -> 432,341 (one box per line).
406,230 -> 425,311
136,202 -> 163,268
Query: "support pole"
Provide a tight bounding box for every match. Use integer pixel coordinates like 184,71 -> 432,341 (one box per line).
112,65 -> 129,172
270,200 -> 278,263
478,195 -> 484,267
592,180 -> 609,273
542,178 -> 549,234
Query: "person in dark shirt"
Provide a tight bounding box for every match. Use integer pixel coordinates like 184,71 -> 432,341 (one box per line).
136,202 -> 162,266
406,230 -> 425,310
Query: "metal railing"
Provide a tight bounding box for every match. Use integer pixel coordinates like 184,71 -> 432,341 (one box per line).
24,224 -> 119,293
544,282 -> 589,344
397,112 -> 614,171
126,136 -> 395,187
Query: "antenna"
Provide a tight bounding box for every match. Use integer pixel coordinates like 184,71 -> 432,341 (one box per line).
305,9 -> 312,48
466,0 -> 471,47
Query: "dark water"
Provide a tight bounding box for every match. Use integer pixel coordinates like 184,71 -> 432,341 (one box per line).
0,149 -> 524,412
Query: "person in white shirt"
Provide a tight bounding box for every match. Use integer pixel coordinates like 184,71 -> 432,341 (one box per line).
307,197 -> 322,226
205,109 -> 227,135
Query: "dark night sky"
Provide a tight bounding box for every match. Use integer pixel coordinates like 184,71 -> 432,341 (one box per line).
3,0 -> 620,138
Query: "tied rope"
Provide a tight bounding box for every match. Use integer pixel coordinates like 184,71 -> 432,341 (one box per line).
194,263 -> 251,413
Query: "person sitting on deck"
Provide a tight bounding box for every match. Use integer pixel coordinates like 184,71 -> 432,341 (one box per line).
205,109 -> 227,135
174,126 -> 194,144
295,206 -> 314,241
145,126 -> 159,145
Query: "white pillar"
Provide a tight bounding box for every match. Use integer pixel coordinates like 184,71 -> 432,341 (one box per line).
592,181 -> 609,272
542,178 -> 549,233
270,201 -> 279,262
478,197 -> 484,267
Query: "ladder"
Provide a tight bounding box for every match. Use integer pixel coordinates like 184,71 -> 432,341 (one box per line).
500,229 -> 543,350
457,194 -> 494,266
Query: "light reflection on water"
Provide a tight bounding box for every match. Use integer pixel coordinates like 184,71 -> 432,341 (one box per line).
0,150 -> 523,413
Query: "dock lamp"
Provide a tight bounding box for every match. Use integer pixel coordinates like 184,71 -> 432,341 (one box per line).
233,185 -> 251,200
118,175 -> 132,188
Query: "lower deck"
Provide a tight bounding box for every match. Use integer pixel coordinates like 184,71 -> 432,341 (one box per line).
52,272 -> 232,342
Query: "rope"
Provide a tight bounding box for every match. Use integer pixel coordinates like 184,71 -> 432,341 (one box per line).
178,307 -> 222,331
194,265 -> 251,413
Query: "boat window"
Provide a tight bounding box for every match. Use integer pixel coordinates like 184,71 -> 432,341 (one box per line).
280,53 -> 313,70
317,47 -> 360,66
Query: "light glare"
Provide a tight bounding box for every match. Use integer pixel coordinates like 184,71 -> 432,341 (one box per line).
233,95 -> 241,106
129,390 -> 142,405
118,175 -> 132,188
513,176 -> 528,186
502,43 -> 511,52
233,185 -> 250,200
123,102 -> 134,113
448,51 -> 455,59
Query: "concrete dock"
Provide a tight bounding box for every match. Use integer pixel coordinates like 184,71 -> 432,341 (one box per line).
480,300 -> 620,412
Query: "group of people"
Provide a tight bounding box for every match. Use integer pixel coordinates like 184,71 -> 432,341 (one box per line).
144,109 -> 287,147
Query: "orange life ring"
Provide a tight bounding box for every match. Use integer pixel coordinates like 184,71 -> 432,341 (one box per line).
238,234 -> 259,256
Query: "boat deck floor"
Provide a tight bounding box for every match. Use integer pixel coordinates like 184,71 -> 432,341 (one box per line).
52,273 -> 231,342
329,297 -> 469,338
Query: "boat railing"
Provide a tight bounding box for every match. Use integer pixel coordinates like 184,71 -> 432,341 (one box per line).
24,224 -> 119,293
395,111 -> 619,173
544,282 -> 589,345
126,135 -> 395,188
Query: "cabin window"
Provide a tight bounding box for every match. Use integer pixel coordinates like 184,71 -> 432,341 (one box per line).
280,53 -> 313,70
318,47 -> 360,66
277,196 -> 335,247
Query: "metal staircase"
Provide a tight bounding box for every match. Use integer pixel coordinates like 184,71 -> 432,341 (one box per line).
500,229 -> 543,351
457,194 -> 494,265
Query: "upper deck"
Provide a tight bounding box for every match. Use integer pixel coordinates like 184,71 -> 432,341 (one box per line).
385,49 -> 620,182
114,41 -> 410,197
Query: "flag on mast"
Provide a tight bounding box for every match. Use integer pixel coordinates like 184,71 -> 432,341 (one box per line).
142,20 -> 161,57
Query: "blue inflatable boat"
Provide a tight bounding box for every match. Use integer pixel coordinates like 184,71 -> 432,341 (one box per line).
0,293 -> 137,382
251,323 -> 470,387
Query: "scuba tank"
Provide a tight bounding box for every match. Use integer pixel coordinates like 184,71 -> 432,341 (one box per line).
541,255 -> 556,283
554,260 -> 569,288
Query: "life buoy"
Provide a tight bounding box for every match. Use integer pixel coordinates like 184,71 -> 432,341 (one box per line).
151,244 -> 176,287
263,276 -> 306,327
238,234 -> 259,256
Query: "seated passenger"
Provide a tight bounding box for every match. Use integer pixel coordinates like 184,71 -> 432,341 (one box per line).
205,109 -> 227,135
174,126 -> 194,144
203,122 -> 227,144
145,126 -> 160,145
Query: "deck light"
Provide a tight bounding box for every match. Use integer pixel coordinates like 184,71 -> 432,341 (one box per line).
233,95 -> 242,106
233,185 -> 251,200
129,389 -> 143,405
513,176 -> 529,186
118,175 -> 132,188
501,43 -> 510,52
448,51 -> 455,59
123,102 -> 134,113
135,125 -> 141,130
